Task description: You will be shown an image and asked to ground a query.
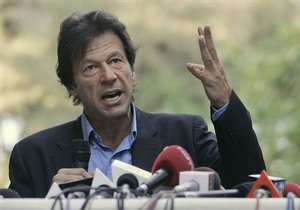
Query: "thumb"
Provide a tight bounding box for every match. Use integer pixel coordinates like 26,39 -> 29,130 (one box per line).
186,63 -> 205,79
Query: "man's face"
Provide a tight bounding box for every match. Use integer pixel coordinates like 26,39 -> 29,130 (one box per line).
70,31 -> 135,122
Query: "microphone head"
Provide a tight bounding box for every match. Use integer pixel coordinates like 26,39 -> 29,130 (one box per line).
71,139 -> 90,169
232,182 -> 255,197
151,145 -> 194,186
95,184 -> 114,198
195,167 -> 221,190
283,182 -> 300,198
117,173 -> 139,189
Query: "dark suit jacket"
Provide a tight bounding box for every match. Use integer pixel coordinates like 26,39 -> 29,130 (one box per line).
8,91 -> 265,197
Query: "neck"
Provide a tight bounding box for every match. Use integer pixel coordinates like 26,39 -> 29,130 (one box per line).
87,111 -> 132,150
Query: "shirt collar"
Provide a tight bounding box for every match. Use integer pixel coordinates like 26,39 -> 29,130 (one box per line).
81,103 -> 137,142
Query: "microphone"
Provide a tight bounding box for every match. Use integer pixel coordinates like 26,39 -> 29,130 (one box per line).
173,180 -> 200,193
283,182 -> 300,198
194,167 -> 221,190
94,185 -> 114,198
247,170 -> 281,198
175,167 -> 221,194
232,181 -> 255,197
175,177 -> 251,198
174,167 -> 221,192
71,139 -> 90,170
116,173 -> 139,198
0,188 -> 21,198
176,189 -> 239,197
136,145 -> 194,196
177,181 -> 255,198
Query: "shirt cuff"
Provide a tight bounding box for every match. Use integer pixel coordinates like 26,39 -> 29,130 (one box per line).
211,102 -> 229,121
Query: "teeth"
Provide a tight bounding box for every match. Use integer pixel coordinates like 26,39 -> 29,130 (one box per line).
104,95 -> 120,102
102,91 -> 120,99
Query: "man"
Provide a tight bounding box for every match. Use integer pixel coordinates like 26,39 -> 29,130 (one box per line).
8,9 -> 265,198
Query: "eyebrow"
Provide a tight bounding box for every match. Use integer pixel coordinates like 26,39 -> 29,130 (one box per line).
80,50 -> 125,66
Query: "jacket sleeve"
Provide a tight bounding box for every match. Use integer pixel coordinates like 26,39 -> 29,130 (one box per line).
212,91 -> 266,188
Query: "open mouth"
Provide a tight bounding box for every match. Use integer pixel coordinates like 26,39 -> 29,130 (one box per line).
101,90 -> 122,102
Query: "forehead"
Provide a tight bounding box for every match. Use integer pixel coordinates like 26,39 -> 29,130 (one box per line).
84,31 -> 125,57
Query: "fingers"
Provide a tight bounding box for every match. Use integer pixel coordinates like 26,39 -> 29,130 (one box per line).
198,35 -> 215,71
203,25 -> 221,66
197,25 -> 215,71
198,25 -> 224,75
52,168 -> 92,184
198,26 -> 204,36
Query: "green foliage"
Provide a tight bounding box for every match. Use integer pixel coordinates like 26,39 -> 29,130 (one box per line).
1,1 -> 299,187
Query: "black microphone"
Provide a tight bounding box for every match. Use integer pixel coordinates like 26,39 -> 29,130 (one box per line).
233,181 -> 281,198
232,181 -> 255,197
116,173 -> 139,198
71,139 -> 90,170
68,184 -> 90,198
95,185 -> 114,198
0,188 -> 20,198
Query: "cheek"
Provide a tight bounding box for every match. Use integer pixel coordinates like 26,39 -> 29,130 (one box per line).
74,78 -> 97,96
127,75 -> 135,89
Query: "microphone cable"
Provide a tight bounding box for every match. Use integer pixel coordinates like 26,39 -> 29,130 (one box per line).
79,185 -> 116,210
116,189 -> 125,210
51,195 -> 63,210
137,190 -> 174,210
163,193 -> 175,210
65,193 -> 73,210
50,185 -> 93,210
286,192 -> 296,210
254,189 -> 266,210
115,173 -> 139,210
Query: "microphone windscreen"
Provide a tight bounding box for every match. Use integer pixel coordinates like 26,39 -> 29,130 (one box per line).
117,173 -> 139,189
151,145 -> 194,186
283,182 -> 300,198
232,182 -> 255,197
71,139 -> 90,169
0,188 -> 21,198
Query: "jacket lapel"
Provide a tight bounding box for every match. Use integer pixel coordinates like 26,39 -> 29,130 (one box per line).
50,117 -> 83,171
49,111 -> 164,173
132,108 -> 164,172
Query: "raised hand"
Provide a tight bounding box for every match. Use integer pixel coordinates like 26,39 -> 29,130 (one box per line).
186,25 -> 232,109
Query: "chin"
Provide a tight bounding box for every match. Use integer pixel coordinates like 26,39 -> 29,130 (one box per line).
105,106 -> 130,118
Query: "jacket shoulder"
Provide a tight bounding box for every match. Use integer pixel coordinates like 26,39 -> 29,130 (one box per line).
16,117 -> 82,147
137,108 -> 207,127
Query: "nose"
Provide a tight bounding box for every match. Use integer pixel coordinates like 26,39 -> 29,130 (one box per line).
100,63 -> 117,83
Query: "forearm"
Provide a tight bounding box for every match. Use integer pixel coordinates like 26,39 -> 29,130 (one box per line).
212,91 -> 266,188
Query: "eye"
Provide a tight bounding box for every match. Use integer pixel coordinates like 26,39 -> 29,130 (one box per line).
112,58 -> 122,63
110,58 -> 124,68
82,64 -> 99,76
84,64 -> 97,71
